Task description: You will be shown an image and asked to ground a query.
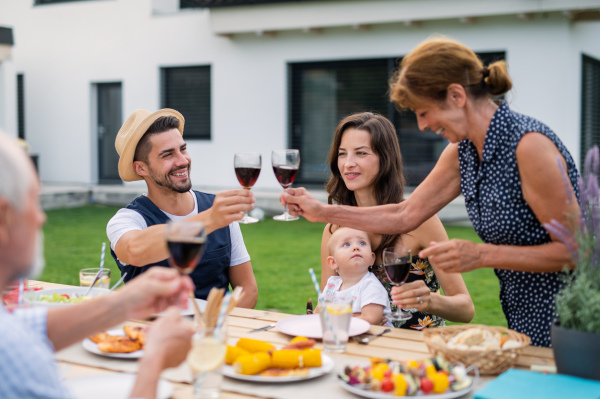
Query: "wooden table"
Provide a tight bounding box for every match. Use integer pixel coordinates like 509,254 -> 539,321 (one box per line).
30,280 -> 555,399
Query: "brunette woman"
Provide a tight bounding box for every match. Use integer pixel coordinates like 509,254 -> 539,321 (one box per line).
320,112 -> 474,329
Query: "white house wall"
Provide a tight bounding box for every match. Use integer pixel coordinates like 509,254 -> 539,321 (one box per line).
0,0 -> 598,189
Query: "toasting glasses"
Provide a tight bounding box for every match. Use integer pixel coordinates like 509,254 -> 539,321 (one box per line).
271,149 -> 300,221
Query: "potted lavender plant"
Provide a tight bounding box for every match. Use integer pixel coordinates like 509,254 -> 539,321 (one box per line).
544,146 -> 600,381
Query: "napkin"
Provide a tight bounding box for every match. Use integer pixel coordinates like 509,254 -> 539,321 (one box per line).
474,369 -> 600,399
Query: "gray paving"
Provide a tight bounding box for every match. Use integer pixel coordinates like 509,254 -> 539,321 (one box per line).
40,183 -> 471,225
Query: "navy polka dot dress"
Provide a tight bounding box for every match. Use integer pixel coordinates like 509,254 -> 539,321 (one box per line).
458,103 -> 580,347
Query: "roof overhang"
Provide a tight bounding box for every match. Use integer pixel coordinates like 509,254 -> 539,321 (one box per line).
208,0 -> 600,37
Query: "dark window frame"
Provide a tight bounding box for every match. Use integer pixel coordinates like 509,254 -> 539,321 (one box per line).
160,65 -> 212,141
34,0 -> 101,5
581,53 -> 600,165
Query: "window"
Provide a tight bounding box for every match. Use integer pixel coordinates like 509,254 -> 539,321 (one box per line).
581,54 -> 600,164
161,66 -> 211,140
17,74 -> 25,140
289,52 -> 504,187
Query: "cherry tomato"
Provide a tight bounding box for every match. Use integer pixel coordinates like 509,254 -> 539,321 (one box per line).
420,377 -> 434,394
381,378 -> 394,393
60,294 -> 70,299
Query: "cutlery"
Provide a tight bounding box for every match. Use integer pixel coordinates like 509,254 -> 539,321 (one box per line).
356,328 -> 391,345
82,269 -> 104,297
108,272 -> 127,293
248,323 -> 276,333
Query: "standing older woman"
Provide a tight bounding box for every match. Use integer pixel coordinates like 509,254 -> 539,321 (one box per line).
284,37 -> 580,347
320,112 -> 474,329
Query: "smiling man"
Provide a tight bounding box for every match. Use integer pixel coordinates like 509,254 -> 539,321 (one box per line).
107,109 -> 258,307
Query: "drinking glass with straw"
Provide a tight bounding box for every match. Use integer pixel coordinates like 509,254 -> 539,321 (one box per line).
308,268 -> 352,353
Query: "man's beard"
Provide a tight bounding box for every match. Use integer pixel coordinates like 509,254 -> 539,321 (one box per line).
150,165 -> 192,194
13,231 -> 45,280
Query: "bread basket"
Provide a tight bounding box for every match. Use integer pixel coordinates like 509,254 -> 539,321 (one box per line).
422,324 -> 531,375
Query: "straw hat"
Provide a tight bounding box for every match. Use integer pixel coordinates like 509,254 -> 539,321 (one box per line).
115,108 -> 185,181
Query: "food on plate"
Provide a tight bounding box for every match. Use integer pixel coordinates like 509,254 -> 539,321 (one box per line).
87,325 -> 146,354
123,325 -> 146,346
38,292 -> 95,304
225,345 -> 250,365
339,356 -> 473,396
97,336 -> 142,354
233,352 -> 272,375
229,337 -> 323,377
235,337 -> 275,353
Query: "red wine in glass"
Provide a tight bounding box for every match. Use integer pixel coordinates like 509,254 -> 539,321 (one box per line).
384,261 -> 411,285
165,221 -> 207,275
272,149 -> 300,221
235,167 -> 261,188
234,152 -> 262,224
272,165 -> 298,189
167,237 -> 206,274
382,246 -> 412,321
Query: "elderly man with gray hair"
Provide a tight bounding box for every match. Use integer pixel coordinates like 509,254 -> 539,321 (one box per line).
0,131 -> 196,398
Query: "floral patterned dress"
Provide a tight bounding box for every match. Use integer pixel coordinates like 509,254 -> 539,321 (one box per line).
370,256 -> 446,330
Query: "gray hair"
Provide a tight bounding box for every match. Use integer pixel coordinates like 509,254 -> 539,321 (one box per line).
0,131 -> 34,210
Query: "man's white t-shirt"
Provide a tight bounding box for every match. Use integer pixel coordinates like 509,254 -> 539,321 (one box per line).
106,191 -> 250,267
320,272 -> 392,327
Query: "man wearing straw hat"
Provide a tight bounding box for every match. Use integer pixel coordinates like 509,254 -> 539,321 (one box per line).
0,131 -> 195,398
107,108 -> 258,307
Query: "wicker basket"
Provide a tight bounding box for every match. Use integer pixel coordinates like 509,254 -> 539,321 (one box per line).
422,324 -> 531,375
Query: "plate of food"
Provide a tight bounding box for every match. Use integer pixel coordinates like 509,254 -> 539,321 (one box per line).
83,326 -> 146,359
338,357 -> 477,399
275,314 -> 370,339
25,287 -> 110,308
222,337 -> 335,383
64,373 -> 172,399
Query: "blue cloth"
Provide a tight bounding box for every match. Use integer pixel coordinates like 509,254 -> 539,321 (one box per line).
474,369 -> 600,399
458,103 -> 580,347
110,190 -> 232,300
0,306 -> 73,398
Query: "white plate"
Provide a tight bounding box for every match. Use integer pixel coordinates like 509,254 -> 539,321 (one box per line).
24,287 -> 110,308
276,314 -> 371,339
223,353 -> 334,383
64,373 -> 172,399
339,379 -> 474,399
82,329 -> 143,359
155,298 -> 207,317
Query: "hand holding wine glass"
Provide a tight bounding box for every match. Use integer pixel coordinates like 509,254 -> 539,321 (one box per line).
272,149 -> 300,221
234,152 -> 262,224
382,246 -> 413,321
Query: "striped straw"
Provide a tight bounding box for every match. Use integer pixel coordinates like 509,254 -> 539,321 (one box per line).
308,268 -> 321,296
213,292 -> 231,338
17,279 -> 24,307
99,242 -> 106,271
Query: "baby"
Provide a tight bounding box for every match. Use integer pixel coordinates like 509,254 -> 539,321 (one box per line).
319,227 -> 392,326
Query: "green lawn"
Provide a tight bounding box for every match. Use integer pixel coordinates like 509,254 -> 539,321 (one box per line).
41,205 -> 505,327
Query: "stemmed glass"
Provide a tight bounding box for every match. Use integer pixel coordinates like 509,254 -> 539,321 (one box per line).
271,149 -> 300,221
165,221 -> 207,275
382,246 -> 413,321
234,152 -> 262,224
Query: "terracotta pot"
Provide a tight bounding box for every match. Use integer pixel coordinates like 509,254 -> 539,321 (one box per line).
551,323 -> 600,381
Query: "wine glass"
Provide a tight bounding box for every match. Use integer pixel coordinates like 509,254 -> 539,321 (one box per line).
234,152 -> 262,224
271,149 -> 300,221
382,246 -> 413,321
165,221 -> 207,274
